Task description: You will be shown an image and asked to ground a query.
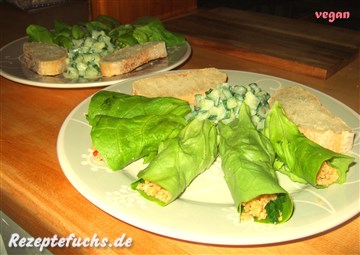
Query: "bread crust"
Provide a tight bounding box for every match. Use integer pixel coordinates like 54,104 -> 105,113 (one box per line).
132,68 -> 228,103
100,41 -> 167,77
269,86 -> 354,153
23,42 -> 67,76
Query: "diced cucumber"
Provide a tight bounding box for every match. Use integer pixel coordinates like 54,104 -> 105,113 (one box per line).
79,46 -> 90,54
75,55 -> 84,64
224,97 -> 238,109
207,89 -> 220,102
196,111 -> 210,121
84,37 -> 93,47
76,62 -> 87,72
200,99 -> 215,110
231,85 -> 247,95
83,53 -> 95,63
72,39 -> 83,48
244,91 -> 260,109
257,105 -> 269,118
63,67 -> 79,79
93,41 -> 106,52
84,66 -> 99,79
195,94 -> 203,107
188,82 -> 270,129
91,30 -> 103,39
220,87 -> 232,100
65,29 -> 116,79
249,83 -> 260,94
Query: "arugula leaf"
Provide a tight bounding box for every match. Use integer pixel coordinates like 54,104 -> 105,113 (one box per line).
54,20 -> 71,34
133,18 -> 186,46
25,15 -> 186,49
95,15 -> 121,29
26,24 -> 53,43
71,24 -> 85,39
85,21 -> 111,33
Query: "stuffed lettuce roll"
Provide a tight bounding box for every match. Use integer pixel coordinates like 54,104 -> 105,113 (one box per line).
91,114 -> 187,170
87,91 -> 191,126
218,103 -> 293,224
131,119 -> 218,206
263,101 -> 354,188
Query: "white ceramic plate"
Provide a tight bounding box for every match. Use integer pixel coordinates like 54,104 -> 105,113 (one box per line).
0,37 -> 191,88
57,70 -> 359,245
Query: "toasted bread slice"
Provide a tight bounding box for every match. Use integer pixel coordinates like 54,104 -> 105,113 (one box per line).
132,68 -> 228,103
269,86 -> 354,153
100,41 -> 167,77
23,42 -> 67,76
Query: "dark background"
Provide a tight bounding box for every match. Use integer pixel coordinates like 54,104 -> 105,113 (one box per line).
197,0 -> 359,30
1,0 -> 359,47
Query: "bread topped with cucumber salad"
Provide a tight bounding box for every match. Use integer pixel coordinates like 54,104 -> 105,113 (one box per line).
23,15 -> 186,79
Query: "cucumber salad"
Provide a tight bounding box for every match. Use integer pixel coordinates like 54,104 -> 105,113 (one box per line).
186,83 -> 271,130
25,15 -> 186,80
64,30 -> 115,80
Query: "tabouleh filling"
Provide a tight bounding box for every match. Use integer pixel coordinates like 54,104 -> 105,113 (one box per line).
241,194 -> 280,221
316,162 -> 339,186
136,180 -> 172,203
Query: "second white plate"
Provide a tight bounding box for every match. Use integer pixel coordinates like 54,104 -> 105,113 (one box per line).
0,37 -> 191,88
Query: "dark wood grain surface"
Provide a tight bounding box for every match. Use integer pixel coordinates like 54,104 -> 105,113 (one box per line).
164,8 -> 359,79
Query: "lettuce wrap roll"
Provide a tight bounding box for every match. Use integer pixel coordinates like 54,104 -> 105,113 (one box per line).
263,101 -> 354,188
131,119 -> 218,206
91,114 -> 187,170
87,91 -> 191,126
218,103 -> 293,224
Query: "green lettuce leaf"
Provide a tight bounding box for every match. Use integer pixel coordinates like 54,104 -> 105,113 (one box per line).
132,16 -> 186,46
218,103 -> 293,224
91,114 -> 187,170
87,91 -> 191,126
263,101 -> 354,188
131,119 -> 218,206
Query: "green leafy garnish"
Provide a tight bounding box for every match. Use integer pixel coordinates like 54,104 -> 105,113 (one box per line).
264,194 -> 286,224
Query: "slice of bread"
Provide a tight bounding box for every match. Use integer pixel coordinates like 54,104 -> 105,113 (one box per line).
269,86 -> 354,153
132,68 -> 228,103
23,42 -> 67,76
100,41 -> 167,77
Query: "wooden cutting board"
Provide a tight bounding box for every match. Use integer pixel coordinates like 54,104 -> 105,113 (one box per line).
164,8 -> 359,79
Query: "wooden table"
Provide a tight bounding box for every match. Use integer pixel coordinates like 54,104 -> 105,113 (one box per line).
1,8 -> 359,255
